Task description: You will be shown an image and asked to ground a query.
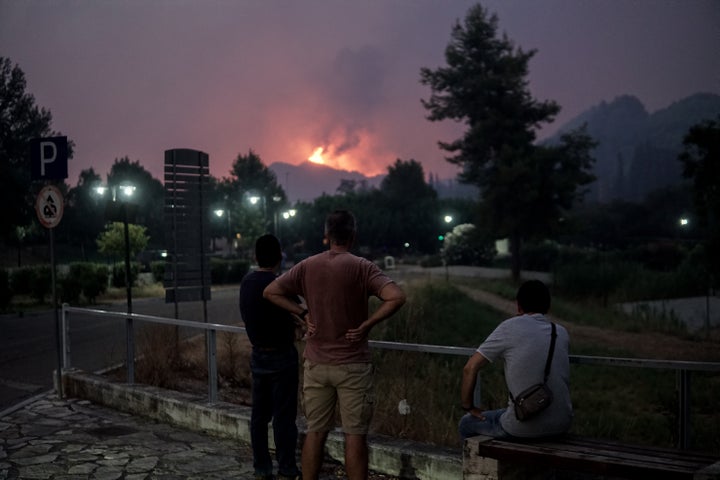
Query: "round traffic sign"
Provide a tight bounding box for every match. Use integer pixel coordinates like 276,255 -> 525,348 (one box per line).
35,185 -> 64,229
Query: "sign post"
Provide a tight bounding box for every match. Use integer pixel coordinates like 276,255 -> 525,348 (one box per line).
35,185 -> 65,397
31,136 -> 68,397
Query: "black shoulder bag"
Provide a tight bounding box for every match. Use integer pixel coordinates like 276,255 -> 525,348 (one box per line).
510,322 -> 557,421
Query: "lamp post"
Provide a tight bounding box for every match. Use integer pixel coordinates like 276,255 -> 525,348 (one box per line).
213,208 -> 231,254
248,194 -> 267,233
250,192 -> 283,234
278,208 -> 296,244
96,183 -> 136,383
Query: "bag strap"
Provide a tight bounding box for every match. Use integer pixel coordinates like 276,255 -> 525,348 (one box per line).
509,322 -> 557,402
543,322 -> 557,383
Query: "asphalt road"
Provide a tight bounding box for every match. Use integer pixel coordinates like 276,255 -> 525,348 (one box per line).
0,286 -> 242,413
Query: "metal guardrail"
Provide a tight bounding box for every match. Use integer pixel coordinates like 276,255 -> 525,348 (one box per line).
61,305 -> 720,450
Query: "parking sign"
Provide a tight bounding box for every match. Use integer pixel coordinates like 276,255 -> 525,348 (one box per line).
31,136 -> 68,180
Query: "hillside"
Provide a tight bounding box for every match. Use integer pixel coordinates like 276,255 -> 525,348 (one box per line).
268,161 -> 477,202
549,93 -> 720,202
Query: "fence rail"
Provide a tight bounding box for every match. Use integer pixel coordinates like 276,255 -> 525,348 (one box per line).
61,305 -> 720,450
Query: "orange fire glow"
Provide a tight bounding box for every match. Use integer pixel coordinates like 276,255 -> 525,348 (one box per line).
308,147 -> 325,165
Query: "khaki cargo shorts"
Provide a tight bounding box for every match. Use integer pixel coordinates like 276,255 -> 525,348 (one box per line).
302,360 -> 374,435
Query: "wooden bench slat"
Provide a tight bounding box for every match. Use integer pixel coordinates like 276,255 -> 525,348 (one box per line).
516,437 -> 716,468
473,436 -> 719,479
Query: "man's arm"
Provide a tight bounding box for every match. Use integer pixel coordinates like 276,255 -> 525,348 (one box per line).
345,282 -> 406,342
461,352 -> 489,417
263,280 -> 306,317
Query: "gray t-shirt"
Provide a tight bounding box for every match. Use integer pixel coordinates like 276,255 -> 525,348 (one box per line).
478,313 -> 573,437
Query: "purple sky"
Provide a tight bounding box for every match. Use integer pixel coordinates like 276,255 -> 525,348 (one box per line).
2,1 -> 718,186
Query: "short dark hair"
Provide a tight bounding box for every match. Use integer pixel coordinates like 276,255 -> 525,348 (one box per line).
255,234 -> 281,268
516,279 -> 551,314
324,210 -> 356,246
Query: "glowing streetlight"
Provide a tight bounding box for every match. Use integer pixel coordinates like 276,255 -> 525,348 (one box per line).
95,182 -> 137,383
444,215 -> 453,224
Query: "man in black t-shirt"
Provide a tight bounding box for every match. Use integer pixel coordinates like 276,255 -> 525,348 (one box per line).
239,234 -> 302,480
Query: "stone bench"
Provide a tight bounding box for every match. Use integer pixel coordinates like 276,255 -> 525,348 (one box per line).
463,435 -> 720,479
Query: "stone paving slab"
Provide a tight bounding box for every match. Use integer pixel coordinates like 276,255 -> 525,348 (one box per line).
0,394 -> 255,479
0,394 -> 398,480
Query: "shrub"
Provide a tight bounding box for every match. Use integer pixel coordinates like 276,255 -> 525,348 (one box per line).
111,262 -> 139,288
0,268 -> 12,311
150,261 -> 165,283
419,254 -> 444,268
210,258 -> 250,284
623,242 -> 686,272
521,241 -> 560,272
442,224 -> 496,266
66,262 -> 109,303
85,264 -> 109,303
59,274 -> 82,304
10,266 -> 35,295
30,265 -> 52,303
554,254 -> 637,306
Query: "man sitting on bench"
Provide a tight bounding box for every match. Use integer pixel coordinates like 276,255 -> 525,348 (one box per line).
459,280 -> 573,440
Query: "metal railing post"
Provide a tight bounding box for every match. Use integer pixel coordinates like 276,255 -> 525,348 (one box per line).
208,329 -> 218,403
678,369 -> 691,449
61,304 -> 70,369
126,317 -> 135,384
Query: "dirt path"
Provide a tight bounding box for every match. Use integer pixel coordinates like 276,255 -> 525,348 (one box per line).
456,285 -> 720,362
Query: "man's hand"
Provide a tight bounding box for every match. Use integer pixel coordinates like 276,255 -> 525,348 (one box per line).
345,324 -> 367,343
467,407 -> 486,420
305,314 -> 316,337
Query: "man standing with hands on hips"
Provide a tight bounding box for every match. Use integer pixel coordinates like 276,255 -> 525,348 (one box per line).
264,210 -> 406,480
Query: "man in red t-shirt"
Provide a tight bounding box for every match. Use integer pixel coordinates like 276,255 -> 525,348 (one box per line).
264,210 -> 406,480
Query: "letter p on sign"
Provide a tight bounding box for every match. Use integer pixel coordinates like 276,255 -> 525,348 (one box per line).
31,136 -> 68,180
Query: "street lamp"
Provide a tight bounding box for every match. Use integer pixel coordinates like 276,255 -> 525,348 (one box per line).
444,215 -> 453,224
213,208 -> 231,254
96,183 -> 137,383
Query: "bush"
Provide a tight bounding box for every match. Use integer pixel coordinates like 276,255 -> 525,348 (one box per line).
623,242 -> 686,272
59,274 -> 82,304
150,261 -> 165,283
0,269 -> 12,311
521,241 -> 560,272
442,224 -> 496,266
210,258 -> 250,284
66,262 -> 109,304
10,266 -> 35,295
554,254 -> 637,306
419,254 -> 444,268
111,262 -> 140,288
30,265 -> 52,303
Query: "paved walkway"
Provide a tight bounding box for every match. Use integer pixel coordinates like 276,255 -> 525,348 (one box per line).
1,392 -> 257,479
0,393 -> 392,480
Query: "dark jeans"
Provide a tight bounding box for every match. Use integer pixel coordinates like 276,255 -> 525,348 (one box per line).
250,346 -> 300,477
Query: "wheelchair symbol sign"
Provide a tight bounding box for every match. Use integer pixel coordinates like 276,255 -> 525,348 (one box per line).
35,185 -> 64,229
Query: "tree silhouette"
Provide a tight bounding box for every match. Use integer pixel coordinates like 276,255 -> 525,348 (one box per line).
680,115 -> 720,281
421,5 -> 595,279
0,57 -> 71,239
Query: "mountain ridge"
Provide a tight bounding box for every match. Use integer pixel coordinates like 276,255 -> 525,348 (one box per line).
269,92 -> 720,204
